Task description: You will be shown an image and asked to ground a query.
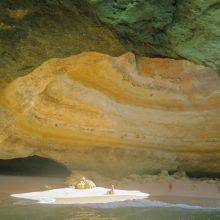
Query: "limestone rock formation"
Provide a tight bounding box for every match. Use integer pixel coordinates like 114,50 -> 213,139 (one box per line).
0,0 -> 125,77
89,0 -> 220,71
0,52 -> 219,178
0,0 -> 219,78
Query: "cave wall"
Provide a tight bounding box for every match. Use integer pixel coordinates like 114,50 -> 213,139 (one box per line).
0,0 -> 126,77
0,1 -> 219,178
0,52 -> 219,178
89,0 -> 220,71
0,0 -> 219,78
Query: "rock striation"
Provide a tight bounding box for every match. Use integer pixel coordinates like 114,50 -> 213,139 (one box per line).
0,0 -> 219,78
0,52 -> 219,178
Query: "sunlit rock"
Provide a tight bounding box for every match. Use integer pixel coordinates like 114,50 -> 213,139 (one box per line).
0,52 -> 219,178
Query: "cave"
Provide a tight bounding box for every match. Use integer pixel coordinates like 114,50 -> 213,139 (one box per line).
0,156 -> 70,178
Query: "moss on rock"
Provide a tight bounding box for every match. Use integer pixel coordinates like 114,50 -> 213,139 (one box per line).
0,0 -> 126,77
89,0 -> 220,71
0,0 -> 219,77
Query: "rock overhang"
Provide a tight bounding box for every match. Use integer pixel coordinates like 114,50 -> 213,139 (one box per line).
0,52 -> 219,178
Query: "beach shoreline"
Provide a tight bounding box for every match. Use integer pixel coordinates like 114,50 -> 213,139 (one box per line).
1,175 -> 220,208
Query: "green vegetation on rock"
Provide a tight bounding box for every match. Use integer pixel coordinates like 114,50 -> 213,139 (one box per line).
0,0 -> 125,77
0,0 -> 219,77
89,0 -> 220,71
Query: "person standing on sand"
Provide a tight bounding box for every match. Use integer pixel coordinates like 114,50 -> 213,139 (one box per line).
167,181 -> 173,192
106,184 -> 115,195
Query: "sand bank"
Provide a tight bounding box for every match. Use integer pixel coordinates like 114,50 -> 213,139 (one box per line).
11,187 -> 148,204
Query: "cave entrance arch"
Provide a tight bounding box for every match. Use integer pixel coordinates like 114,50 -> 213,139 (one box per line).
0,156 -> 70,178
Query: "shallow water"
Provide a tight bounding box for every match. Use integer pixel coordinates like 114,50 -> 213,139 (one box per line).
0,175 -> 220,220
0,203 -> 220,220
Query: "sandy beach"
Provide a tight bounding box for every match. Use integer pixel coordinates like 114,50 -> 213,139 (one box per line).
1,174 -> 220,208
118,176 -> 220,208
0,175 -> 64,204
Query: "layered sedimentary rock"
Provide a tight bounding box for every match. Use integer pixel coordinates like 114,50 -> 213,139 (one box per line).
0,52 -> 219,178
0,0 -> 219,78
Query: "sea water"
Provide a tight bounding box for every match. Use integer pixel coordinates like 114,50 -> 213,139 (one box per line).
0,202 -> 220,220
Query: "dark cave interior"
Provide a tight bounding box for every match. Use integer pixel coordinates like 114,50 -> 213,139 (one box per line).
0,156 -> 70,177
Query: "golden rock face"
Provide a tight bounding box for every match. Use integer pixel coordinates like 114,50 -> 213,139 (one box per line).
0,52 -> 219,178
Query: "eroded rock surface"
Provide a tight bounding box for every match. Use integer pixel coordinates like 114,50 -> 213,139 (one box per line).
0,52 -> 219,178
90,0 -> 220,71
0,0 -> 219,78
0,0 -> 125,76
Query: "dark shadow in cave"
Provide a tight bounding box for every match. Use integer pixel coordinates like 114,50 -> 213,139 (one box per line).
168,170 -> 220,179
186,172 -> 220,179
0,156 -> 70,178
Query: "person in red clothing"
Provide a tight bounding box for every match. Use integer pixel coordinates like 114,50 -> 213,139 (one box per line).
167,181 -> 173,192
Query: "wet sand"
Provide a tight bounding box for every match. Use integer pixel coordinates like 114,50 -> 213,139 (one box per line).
115,176 -> 220,208
0,175 -> 64,204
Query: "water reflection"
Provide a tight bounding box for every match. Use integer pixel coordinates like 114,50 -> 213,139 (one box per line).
0,204 -> 219,220
68,209 -> 119,220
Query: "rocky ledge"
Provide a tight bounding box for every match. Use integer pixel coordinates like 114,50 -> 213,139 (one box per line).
0,52 -> 219,178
